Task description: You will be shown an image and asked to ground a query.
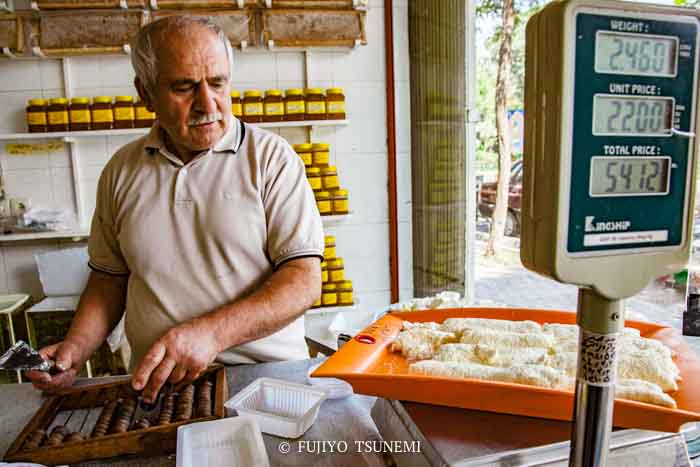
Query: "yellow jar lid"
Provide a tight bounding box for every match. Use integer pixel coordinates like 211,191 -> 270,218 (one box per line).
331,189 -> 348,197
306,167 -> 321,175
321,261 -> 327,268
328,258 -> 344,268
325,235 -> 336,245
312,143 -> 330,151
320,166 -> 337,175
230,90 -> 241,98
338,280 -> 353,290
28,98 -> 47,106
326,87 -> 344,95
93,96 -> 113,104
322,283 -> 337,292
70,97 -> 90,104
244,90 -> 262,98
315,190 -> 330,198
293,143 -> 313,152
306,88 -> 324,95
265,89 -> 282,97
115,95 -> 134,103
285,88 -> 304,96
49,97 -> 68,105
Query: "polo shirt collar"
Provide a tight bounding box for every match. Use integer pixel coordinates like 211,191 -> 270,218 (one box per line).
143,117 -> 243,161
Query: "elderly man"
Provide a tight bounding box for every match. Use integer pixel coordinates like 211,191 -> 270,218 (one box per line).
27,16 -> 323,403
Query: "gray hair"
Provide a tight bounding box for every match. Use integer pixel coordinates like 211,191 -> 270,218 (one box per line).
131,16 -> 234,96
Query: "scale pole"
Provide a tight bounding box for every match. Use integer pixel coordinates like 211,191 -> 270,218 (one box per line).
570,288 -> 624,467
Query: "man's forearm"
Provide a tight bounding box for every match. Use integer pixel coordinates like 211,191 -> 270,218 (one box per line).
64,270 -> 128,364
203,257 -> 322,352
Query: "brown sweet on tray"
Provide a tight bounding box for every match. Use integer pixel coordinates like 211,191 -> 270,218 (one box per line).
4,366 -> 226,465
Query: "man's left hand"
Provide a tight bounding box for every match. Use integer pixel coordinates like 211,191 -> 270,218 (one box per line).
132,317 -> 220,403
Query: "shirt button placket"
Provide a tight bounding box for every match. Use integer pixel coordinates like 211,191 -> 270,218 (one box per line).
175,167 -> 189,203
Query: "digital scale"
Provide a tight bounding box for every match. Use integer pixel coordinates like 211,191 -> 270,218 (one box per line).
522,0 -> 700,465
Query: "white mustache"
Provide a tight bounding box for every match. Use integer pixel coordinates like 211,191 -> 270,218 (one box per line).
188,112 -> 223,126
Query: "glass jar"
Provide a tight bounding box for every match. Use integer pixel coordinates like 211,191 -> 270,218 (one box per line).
321,283 -> 338,307
312,143 -> 330,167
305,88 -> 326,120
135,100 -> 156,128
324,235 -> 336,260
330,189 -> 349,215
326,88 -> 346,120
327,258 -> 345,282
284,88 -> 305,121
293,143 -> 313,167
69,97 -> 91,131
306,167 -> 322,191
337,280 -> 354,305
91,96 -> 114,130
47,97 -> 69,132
321,166 -> 339,190
315,190 -> 331,216
230,90 -> 242,119
114,96 -> 135,129
263,89 -> 284,122
26,99 -> 47,133
321,260 -> 328,283
243,90 -> 263,123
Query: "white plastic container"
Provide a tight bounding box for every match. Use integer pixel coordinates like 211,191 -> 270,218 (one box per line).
225,378 -> 327,439
176,416 -> 269,467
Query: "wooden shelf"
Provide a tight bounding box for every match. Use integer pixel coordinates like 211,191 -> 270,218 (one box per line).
321,213 -> 352,226
306,304 -> 357,315
0,119 -> 350,141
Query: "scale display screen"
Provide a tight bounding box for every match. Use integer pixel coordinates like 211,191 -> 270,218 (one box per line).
589,156 -> 670,196
595,31 -> 678,77
593,95 -> 673,136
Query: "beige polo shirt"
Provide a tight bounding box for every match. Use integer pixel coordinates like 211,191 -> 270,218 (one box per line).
88,118 -> 324,368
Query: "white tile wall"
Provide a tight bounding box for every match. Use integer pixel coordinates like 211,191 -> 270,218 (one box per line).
0,5 -> 409,310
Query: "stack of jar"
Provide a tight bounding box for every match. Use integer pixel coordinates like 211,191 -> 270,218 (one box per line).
312,234 -> 354,308
294,142 -> 350,216
25,96 -> 156,133
231,87 -> 346,123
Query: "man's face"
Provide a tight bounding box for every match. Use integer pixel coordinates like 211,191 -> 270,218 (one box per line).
146,28 -> 231,159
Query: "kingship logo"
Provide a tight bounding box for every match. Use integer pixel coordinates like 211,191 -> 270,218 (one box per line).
585,216 -> 631,233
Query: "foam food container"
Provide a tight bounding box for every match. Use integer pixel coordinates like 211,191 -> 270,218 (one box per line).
225,377 -> 327,439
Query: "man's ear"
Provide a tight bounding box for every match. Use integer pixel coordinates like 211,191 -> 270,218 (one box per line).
135,78 -> 155,112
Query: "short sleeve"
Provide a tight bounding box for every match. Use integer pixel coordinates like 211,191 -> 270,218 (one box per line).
88,164 -> 130,275
262,140 -> 324,267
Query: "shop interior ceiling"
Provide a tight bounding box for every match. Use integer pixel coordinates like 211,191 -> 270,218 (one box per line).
0,0 -> 368,58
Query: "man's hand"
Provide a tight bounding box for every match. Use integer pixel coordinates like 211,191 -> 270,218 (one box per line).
132,317 -> 220,403
25,340 -> 85,392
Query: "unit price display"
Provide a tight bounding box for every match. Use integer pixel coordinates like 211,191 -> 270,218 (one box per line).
593,95 -> 673,136
596,31 -> 678,76
590,156 -> 670,196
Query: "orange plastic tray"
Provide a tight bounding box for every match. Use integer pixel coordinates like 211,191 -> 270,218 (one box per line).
313,307 -> 700,433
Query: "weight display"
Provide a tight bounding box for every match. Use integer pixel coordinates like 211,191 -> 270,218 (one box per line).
596,31 -> 677,76
590,156 -> 670,196
593,95 -> 673,136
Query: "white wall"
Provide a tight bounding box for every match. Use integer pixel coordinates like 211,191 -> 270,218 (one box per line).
0,2 -> 413,309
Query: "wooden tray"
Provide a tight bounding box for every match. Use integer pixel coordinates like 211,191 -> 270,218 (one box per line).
313,308 -> 700,433
4,366 -> 227,465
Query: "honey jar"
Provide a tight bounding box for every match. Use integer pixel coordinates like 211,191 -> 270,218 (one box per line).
243,90 -> 263,123
306,167 -> 322,191
114,96 -> 135,129
135,100 -> 155,128
305,88 -> 326,120
230,90 -> 242,118
47,97 -> 69,132
321,166 -> 340,190
330,189 -> 349,215
312,143 -> 330,167
284,88 -> 305,121
321,261 -> 328,283
263,89 -> 284,122
321,283 -> 338,306
315,191 -> 331,215
69,97 -> 91,131
326,88 -> 346,120
323,235 -> 336,259
312,297 -> 322,308
293,143 -> 313,167
327,258 -> 345,282
26,99 -> 47,133
91,96 -> 114,130
337,280 -> 354,305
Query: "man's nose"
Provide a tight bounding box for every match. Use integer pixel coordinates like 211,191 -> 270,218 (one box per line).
193,82 -> 217,114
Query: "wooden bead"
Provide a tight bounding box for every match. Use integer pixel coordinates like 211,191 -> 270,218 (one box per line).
47,425 -> 68,446
23,429 -> 45,450
134,418 -> 151,430
92,400 -> 118,438
64,432 -> 85,443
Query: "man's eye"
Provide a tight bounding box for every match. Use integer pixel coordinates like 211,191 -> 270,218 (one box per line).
174,85 -> 193,92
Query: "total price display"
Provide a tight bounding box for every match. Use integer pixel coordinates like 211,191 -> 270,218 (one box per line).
595,31 -> 678,76
590,156 -> 670,196
593,95 -> 673,136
